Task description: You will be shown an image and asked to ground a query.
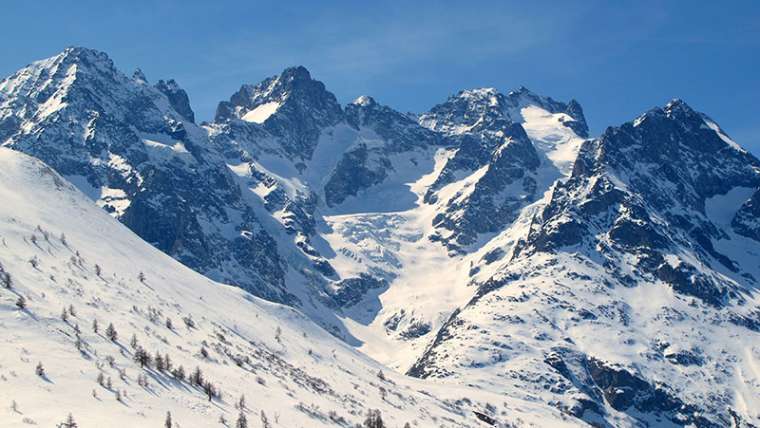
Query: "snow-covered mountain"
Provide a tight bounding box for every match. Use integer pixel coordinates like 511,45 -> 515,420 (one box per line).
0,47 -> 289,304
0,147 -> 581,427
1,47 -> 759,427
407,100 -> 760,427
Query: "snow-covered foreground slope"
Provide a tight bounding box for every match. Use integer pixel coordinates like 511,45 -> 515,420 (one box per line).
0,147 -> 581,427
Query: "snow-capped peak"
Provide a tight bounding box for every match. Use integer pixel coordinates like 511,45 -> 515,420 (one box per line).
419,85 -> 588,138
279,64 -> 312,82
214,65 -> 342,128
351,95 -> 376,107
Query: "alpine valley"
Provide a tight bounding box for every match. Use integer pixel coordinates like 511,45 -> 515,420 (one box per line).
0,47 -> 758,427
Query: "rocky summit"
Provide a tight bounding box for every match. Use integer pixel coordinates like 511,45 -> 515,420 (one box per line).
1,47 -> 758,427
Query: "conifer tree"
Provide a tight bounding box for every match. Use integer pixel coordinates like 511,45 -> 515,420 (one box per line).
260,411 -> 271,428
172,365 -> 186,382
190,366 -> 204,386
203,380 -> 216,401
155,352 -> 166,371
164,353 -> 172,372
134,346 -> 151,368
58,413 -> 78,428
106,323 -> 118,341
235,412 -> 247,428
363,409 -> 385,428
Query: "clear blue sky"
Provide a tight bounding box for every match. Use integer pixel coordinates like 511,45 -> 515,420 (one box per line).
2,1 -> 758,153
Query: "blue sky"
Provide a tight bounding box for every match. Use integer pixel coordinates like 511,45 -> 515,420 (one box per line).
2,1 -> 758,153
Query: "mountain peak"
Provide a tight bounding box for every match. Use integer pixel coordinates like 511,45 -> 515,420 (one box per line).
132,68 -> 148,84
460,87 -> 499,96
280,65 -> 312,82
507,85 -> 533,96
155,79 -> 195,123
351,95 -> 376,107
663,97 -> 700,118
420,86 -> 588,137
55,46 -> 115,71
61,45 -> 108,58
212,65 -> 343,159
633,99 -> 718,133
214,65 -> 342,130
